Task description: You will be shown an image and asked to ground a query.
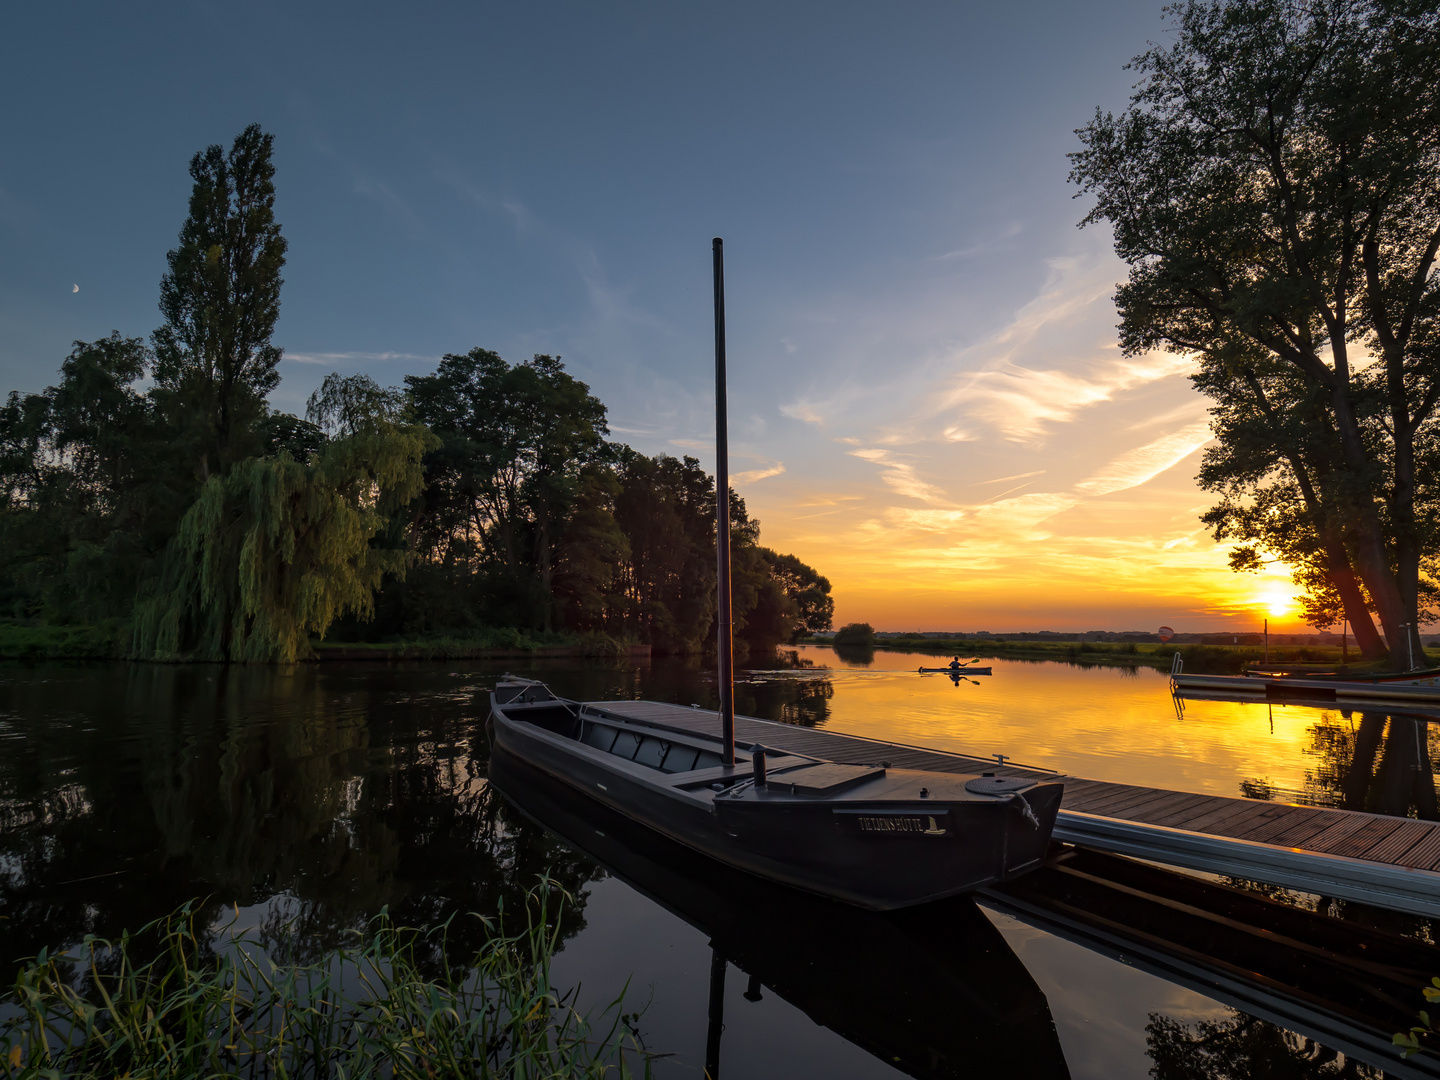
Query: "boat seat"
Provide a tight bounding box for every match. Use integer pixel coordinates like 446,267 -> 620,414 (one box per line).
611,730 -> 643,759
581,722 -> 619,752
634,736 -> 668,768
661,745 -> 700,773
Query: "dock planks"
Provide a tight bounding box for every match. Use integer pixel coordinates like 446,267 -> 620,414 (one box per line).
589,699 -> 1440,919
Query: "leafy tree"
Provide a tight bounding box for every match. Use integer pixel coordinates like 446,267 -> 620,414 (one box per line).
0,334 -> 182,621
131,417 -> 435,662
152,123 -> 288,480
832,622 -> 875,646
612,453 -> 717,651
552,465 -> 630,633
404,350 -> 609,630
260,412 -> 327,461
1071,0 -> 1440,666
306,372 -> 404,437
763,548 -> 834,639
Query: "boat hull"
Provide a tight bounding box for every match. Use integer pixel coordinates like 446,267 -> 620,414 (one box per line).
489,750 -> 1073,1080
489,694 -> 1062,909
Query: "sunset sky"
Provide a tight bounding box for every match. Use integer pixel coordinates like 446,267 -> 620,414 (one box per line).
0,0 -> 1304,633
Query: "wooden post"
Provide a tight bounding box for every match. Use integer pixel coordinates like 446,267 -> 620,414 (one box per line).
713,238 -> 735,766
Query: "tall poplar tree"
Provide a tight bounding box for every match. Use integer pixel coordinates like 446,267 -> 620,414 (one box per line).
152,123 -> 287,480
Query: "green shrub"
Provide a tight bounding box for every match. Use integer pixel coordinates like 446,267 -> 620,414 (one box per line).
832,622 -> 875,647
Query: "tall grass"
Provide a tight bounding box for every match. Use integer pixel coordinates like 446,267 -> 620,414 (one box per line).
1,881 -> 652,1079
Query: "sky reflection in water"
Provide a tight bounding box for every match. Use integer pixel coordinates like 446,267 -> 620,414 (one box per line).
0,654 -> 1424,1079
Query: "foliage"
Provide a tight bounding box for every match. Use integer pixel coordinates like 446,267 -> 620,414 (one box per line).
832,622 -> 875,647
0,334 -> 186,623
152,124 -> 288,479
131,420 -> 435,662
260,412 -> 327,461
763,548 -> 834,639
1072,0 -> 1440,666
404,350 -> 611,632
0,884 -> 653,1079
306,372 -> 405,437
0,125 -> 835,664
0,620 -> 126,660
1395,976 -> 1440,1058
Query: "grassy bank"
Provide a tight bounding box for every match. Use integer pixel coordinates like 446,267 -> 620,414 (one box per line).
804,634 -> 1425,675
0,620 -> 128,661
0,621 -> 641,663
1,884 -> 652,1079
310,629 -> 642,661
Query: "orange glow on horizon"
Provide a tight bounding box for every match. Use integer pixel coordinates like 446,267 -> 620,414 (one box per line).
739,445 -> 1323,635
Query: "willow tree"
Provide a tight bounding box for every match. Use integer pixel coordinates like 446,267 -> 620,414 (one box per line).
1071,0 -> 1440,665
131,418 -> 435,662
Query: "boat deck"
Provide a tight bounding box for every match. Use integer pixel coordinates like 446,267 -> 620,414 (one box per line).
592,700 -> 1440,919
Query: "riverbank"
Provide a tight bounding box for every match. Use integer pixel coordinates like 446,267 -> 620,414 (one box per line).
0,621 -> 647,663
805,634 -> 1428,675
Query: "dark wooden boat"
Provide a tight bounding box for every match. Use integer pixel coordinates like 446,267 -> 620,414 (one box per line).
489,748 -> 1073,1080
489,677 -> 1063,909
486,240 -> 1062,910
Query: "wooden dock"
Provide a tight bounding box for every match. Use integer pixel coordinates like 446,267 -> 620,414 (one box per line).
592,699 -> 1440,920
1173,670 -> 1440,704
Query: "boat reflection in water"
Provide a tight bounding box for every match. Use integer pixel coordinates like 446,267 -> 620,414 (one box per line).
489,749 -> 1072,1080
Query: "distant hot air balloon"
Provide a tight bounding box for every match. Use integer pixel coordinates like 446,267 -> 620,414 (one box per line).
1158,625 -> 1175,643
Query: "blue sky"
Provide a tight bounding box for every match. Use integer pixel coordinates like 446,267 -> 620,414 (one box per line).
3,1 -> 1291,630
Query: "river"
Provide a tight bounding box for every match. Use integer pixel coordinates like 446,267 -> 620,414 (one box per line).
1,646 -> 1434,1078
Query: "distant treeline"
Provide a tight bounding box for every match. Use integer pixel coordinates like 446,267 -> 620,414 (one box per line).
0,125 -> 832,661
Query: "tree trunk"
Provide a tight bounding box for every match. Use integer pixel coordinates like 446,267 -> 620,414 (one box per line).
1323,536 -> 1387,661
1329,384 -> 1410,668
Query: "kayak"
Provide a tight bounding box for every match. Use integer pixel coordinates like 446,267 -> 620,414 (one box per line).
919,666 -> 993,676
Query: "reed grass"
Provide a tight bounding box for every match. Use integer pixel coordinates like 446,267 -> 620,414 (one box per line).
0,881 -> 653,1079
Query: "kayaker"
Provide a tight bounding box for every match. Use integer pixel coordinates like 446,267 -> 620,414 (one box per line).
948,656 -> 962,670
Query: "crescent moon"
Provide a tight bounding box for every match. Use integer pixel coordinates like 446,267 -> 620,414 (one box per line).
72,284 -> 78,293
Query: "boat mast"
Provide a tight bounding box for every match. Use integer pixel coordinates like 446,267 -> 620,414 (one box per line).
713,237 -> 736,766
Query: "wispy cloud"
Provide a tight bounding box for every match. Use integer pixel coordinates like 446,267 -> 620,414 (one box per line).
781,399 -> 827,425
972,469 -> 1046,486
1075,422 -> 1212,496
443,178 -> 672,341
284,351 -> 437,365
912,251 -> 1198,446
732,463 -> 786,485
939,353 -> 1195,445
848,448 -> 950,504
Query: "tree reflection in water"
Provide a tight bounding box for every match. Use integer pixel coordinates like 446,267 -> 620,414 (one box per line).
0,663 -> 601,981
1299,711 -> 1439,821
1147,1009 -> 1380,1079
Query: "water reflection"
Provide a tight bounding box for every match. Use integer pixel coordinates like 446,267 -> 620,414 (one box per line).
0,663 -> 599,978
1,657 -> 1437,1078
489,748 -> 1072,1080
1147,1011 -> 1378,1079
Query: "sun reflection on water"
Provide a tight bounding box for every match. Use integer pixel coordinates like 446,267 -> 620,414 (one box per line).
778,645 -> 1426,809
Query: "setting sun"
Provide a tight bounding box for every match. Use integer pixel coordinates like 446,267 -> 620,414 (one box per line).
1259,591 -> 1292,618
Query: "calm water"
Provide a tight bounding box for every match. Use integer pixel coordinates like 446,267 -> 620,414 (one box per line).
1,648 -> 1434,1078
